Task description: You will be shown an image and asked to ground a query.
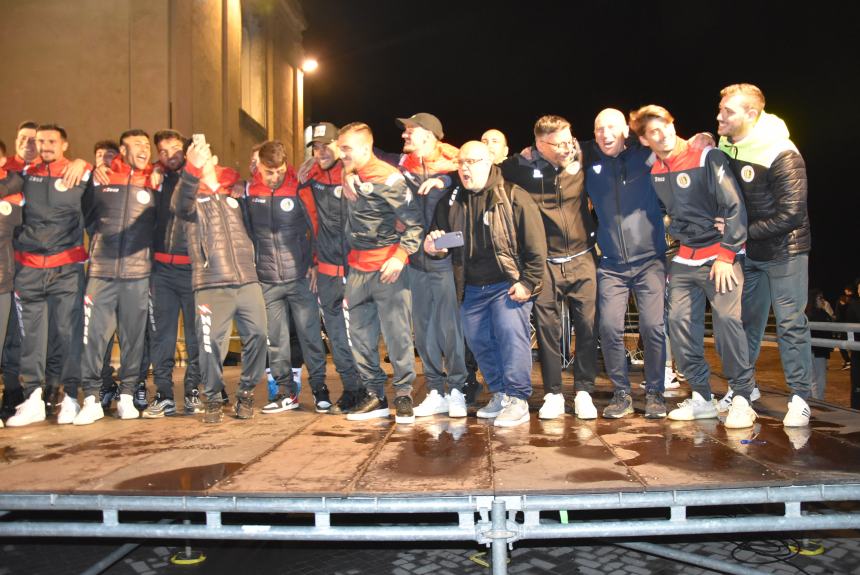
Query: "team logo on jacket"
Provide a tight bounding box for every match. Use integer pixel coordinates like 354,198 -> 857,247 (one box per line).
54,180 -> 68,192
226,197 -> 239,209
592,164 -> 602,175
280,198 -> 294,212
198,304 -> 213,353
676,173 -> 691,189
333,185 -> 342,198
359,182 -> 373,195
0,201 -> 11,216
741,165 -> 755,182
136,190 -> 151,204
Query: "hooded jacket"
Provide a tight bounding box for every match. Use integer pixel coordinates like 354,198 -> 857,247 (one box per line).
173,163 -> 258,290
0,169 -> 24,293
718,111 -> 809,261
152,167 -> 191,265
300,160 -> 350,275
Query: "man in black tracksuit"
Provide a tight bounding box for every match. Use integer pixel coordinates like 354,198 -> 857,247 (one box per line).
501,115 -> 598,419
75,129 -> 157,425
173,139 -> 267,423
0,167 -> 23,429
141,130 -> 203,418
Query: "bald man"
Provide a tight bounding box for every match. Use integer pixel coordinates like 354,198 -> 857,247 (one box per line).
481,129 -> 509,164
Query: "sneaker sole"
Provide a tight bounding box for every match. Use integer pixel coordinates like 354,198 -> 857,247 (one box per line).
602,408 -> 634,419
346,408 -> 390,421
395,414 -> 415,424
668,411 -> 718,421
315,404 -> 332,414
476,410 -> 502,419
538,410 -> 565,420
493,413 -> 530,427
448,409 -> 468,418
261,403 -> 300,414
644,410 -> 667,419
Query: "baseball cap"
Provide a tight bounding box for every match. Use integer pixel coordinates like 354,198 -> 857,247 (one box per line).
395,113 -> 443,140
306,122 -> 338,146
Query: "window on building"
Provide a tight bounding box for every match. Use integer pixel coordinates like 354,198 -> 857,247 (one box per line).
241,9 -> 267,128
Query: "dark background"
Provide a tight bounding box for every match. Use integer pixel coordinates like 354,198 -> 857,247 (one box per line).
303,0 -> 858,300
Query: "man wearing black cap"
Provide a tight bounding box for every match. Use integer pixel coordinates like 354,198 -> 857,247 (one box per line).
300,122 -> 365,414
394,113 -> 468,419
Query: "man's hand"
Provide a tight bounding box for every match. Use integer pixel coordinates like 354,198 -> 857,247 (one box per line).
709,260 -> 738,294
342,173 -> 360,202
508,282 -> 532,303
186,142 -> 211,169
61,158 -> 88,188
688,132 -> 716,150
379,256 -> 405,284
94,164 -> 112,185
150,166 -> 164,189
520,147 -> 533,160
307,265 -> 318,293
424,230 -> 446,256
714,216 -> 725,235
417,177 -> 444,196
297,157 -> 315,184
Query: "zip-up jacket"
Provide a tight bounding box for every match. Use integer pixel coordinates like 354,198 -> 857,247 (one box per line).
15,157 -> 90,266
396,142 -> 458,273
300,160 -> 349,276
2,155 -> 40,174
431,166 -> 546,302
582,138 -> 666,267
650,140 -> 747,263
0,168 -> 24,293
345,156 -> 423,272
83,156 -> 157,280
718,111 -> 809,261
245,167 -> 317,284
153,168 -> 191,266
501,147 -> 596,258
173,163 -> 258,290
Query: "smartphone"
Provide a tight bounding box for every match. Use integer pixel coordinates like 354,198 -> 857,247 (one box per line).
433,231 -> 464,250
192,133 -> 207,148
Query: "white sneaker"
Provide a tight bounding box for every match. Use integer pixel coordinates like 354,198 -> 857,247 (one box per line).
448,389 -> 467,418
477,392 -> 505,418
73,395 -> 105,425
6,388 -> 46,427
717,386 -> 761,413
573,390 -> 597,420
724,395 -> 757,428
493,397 -> 530,427
413,389 -> 449,417
538,393 -> 565,420
639,366 -> 682,390
783,426 -> 812,449
116,393 -> 140,419
57,395 -> 80,425
783,395 -> 811,427
668,391 -> 718,421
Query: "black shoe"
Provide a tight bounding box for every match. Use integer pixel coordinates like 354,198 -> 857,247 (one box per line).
99,381 -> 118,409
346,392 -> 389,421
1,387 -> 24,420
313,384 -> 332,413
393,395 -> 415,424
203,400 -> 223,424
184,390 -> 204,415
645,391 -> 667,419
43,385 -> 60,416
133,382 -> 148,411
463,375 -> 481,406
235,389 -> 254,419
329,389 -> 363,415
602,390 -> 634,419
221,388 -> 230,405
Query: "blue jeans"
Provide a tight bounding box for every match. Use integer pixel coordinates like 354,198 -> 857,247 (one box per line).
742,253 -> 812,399
460,282 -> 533,400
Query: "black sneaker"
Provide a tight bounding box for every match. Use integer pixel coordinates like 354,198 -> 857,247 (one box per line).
184,390 -> 204,415
221,388 -> 230,405
313,384 -> 332,413
44,385 -> 60,416
645,391 -> 667,419
235,389 -> 254,419
99,381 -> 118,409
261,393 -> 299,414
329,389 -> 362,415
463,375 -> 481,406
345,391 -> 389,421
203,400 -> 223,424
133,382 -> 148,411
142,393 -> 177,419
393,395 -> 415,424
1,387 -> 24,420
602,390 -> 634,419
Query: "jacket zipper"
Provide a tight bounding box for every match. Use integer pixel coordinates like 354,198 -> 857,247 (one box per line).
613,159 -> 630,263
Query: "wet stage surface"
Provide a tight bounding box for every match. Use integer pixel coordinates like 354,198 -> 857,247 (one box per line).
1,346 -> 859,498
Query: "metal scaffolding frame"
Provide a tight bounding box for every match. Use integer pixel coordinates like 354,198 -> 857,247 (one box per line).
2,484 -> 860,574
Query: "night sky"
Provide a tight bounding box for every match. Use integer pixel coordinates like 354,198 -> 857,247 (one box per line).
303,0 -> 858,299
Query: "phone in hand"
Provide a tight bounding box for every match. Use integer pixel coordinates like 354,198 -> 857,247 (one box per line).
433,231 -> 464,250
192,133 -> 207,148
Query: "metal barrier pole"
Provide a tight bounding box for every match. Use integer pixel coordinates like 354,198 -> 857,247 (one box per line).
617,541 -> 773,575
491,499 -> 508,575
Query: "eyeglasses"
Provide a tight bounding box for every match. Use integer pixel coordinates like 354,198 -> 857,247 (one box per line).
457,157 -> 489,167
540,138 -> 577,152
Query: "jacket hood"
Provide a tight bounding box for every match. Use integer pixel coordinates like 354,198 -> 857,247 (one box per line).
718,111 -> 797,167
399,142 -> 459,175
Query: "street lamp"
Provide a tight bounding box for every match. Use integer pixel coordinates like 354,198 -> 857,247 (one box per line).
294,57 -> 319,164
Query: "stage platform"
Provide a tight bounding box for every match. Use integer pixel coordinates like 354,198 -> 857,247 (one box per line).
2,345 -> 860,573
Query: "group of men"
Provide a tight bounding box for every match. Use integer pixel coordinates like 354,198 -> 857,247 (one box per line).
0,82 -> 814,431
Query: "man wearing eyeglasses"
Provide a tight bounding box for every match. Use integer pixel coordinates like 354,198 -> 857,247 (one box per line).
500,115 -> 598,422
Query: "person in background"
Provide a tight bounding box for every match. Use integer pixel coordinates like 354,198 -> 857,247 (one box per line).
805,288 -> 832,401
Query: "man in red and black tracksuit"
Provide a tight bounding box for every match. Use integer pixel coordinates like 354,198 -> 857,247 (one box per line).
336,123 -> 423,424
73,129 -> 157,425
6,124 -> 92,428
245,140 -> 330,414
173,139 -> 267,423
0,166 -> 24,429
300,122 -> 363,414
140,130 -> 203,418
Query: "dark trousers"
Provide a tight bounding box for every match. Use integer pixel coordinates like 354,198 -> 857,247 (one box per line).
345,268 -> 415,399
461,282 -> 533,400
667,260 -> 754,401
149,262 -> 200,398
194,283 -> 267,401
1,297 -> 20,392
533,254 -> 598,394
598,256 -> 667,394
262,277 -> 326,394
80,277 -> 148,397
15,263 -> 84,397
316,272 -> 360,391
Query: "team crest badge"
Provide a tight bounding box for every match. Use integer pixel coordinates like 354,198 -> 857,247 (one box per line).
280,198 -> 294,212
676,173 -> 691,189
136,190 -> 151,204
226,197 -> 239,209
741,165 -> 755,182
333,186 -> 343,198
0,202 -> 11,216
54,180 -> 68,192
